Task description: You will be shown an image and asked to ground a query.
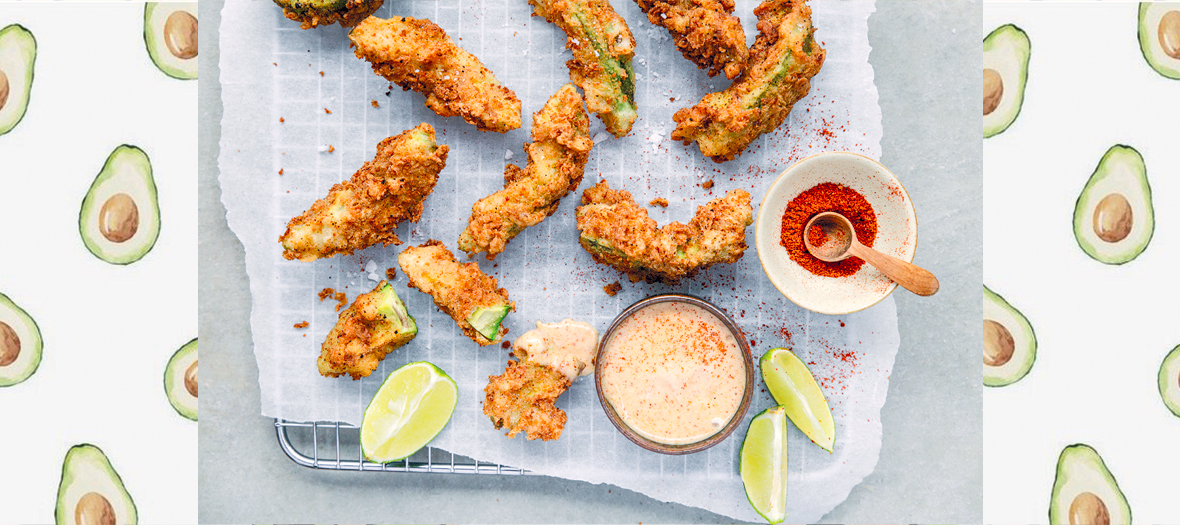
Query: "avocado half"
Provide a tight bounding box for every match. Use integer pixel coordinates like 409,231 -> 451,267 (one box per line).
55,444 -> 137,525
1139,2 -> 1180,79
1160,344 -> 1180,417
0,24 -> 36,136
983,285 -> 1036,387
983,24 -> 1030,138
1072,145 -> 1154,265
1049,444 -> 1131,525
145,2 -> 197,80
79,145 -> 161,265
165,338 -> 197,421
0,292 -> 42,387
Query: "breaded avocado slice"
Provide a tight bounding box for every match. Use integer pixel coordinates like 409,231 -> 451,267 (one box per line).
273,0 -> 385,29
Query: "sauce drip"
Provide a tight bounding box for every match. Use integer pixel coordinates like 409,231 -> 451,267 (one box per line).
514,319 -> 598,381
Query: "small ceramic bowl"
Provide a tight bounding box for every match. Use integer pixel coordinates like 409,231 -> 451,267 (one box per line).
594,294 -> 755,455
755,152 -> 918,315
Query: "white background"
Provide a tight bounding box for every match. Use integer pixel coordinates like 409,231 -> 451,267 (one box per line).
984,3 -> 1180,523
0,3 -> 197,523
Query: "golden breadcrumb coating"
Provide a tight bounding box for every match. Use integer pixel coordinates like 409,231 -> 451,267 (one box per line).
349,15 -> 522,133
458,84 -> 593,259
280,124 -> 448,262
634,0 -> 748,79
671,0 -> 826,162
317,282 -> 416,380
274,0 -> 384,29
576,180 -> 753,283
484,357 -> 571,441
398,240 -> 515,345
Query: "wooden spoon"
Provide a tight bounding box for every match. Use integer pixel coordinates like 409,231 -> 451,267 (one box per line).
803,211 -> 939,296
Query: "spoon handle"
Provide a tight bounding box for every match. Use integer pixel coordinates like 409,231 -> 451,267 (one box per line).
847,243 -> 940,296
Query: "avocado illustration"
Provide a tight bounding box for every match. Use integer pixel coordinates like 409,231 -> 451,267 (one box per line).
1160,344 -> 1180,417
165,338 -> 197,421
983,24 -> 1030,138
1072,145 -> 1154,265
1139,2 -> 1180,80
0,24 -> 36,136
144,3 -> 197,80
983,285 -> 1036,387
55,444 -> 137,525
79,145 -> 161,265
0,292 -> 42,387
1049,444 -> 1131,525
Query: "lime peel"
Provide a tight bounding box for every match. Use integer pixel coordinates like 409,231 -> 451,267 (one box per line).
741,406 -> 788,524
361,361 -> 457,463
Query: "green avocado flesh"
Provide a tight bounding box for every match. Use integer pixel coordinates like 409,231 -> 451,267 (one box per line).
0,292 -> 42,387
145,3 -> 197,80
1049,444 -> 1131,525
376,283 -> 418,340
165,338 -> 198,421
0,24 -> 36,136
79,145 -> 161,265
1139,2 -> 1180,79
983,285 -> 1036,387
983,24 -> 1030,138
55,444 -> 137,525
1160,345 -> 1180,417
468,304 -> 509,340
1072,145 -> 1154,265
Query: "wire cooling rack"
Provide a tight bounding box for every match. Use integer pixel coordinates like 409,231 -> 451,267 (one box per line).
275,419 -> 531,474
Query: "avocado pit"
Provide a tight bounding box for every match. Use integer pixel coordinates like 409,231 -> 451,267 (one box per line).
1160,10 -> 1180,60
1092,193 -> 1133,243
98,193 -> 139,243
164,11 -> 198,60
1069,491 -> 1110,525
185,360 -> 198,397
0,69 -> 9,111
982,319 -> 1015,367
982,68 -> 1003,116
75,491 -> 116,525
0,321 -> 19,366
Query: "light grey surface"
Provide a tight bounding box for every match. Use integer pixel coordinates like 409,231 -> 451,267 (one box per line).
199,0 -> 982,522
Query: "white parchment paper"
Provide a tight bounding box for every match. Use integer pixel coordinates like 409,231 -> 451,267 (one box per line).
219,0 -> 893,521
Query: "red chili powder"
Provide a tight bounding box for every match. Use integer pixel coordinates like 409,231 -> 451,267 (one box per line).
780,183 -> 877,277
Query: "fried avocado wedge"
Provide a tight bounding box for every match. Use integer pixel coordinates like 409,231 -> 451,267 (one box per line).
458,84 -> 594,259
280,124 -> 449,262
318,281 -> 417,380
634,0 -> 748,79
484,356 -> 572,441
274,0 -> 384,29
671,0 -> 825,162
529,0 -> 638,137
350,15 -> 522,133
398,240 -> 515,345
576,180 -> 753,284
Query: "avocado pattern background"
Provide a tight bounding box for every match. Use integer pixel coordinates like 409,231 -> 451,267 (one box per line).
983,2 -> 1179,523
0,2 -> 196,523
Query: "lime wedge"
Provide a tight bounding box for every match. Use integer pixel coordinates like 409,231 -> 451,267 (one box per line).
760,348 -> 835,453
361,361 -> 457,463
741,406 -> 789,524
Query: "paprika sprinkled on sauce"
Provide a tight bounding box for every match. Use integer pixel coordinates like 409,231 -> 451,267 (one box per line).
780,183 -> 877,277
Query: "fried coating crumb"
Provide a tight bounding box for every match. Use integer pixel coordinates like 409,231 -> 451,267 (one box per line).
604,281 -> 622,296
316,288 -> 348,312
371,100 -> 380,108
294,321 -> 310,329
649,197 -> 669,207
458,84 -> 593,259
530,0 -> 638,137
385,267 -> 397,280
280,124 -> 449,262
701,179 -> 714,189
350,16 -> 522,133
274,0 -> 385,30
634,0 -> 749,79
398,240 -> 515,345
576,180 -> 753,283
484,358 -> 571,440
671,0 -> 826,162
317,281 -> 416,379
501,340 -> 512,349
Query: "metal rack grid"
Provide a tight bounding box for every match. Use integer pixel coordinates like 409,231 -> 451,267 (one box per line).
275,419 -> 532,475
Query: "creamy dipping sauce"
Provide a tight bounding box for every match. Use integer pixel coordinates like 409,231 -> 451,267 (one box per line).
599,302 -> 746,445
514,319 -> 599,381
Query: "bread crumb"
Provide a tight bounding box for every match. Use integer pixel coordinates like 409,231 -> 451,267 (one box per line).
318,288 -> 348,311
371,100 -> 380,108
278,168 -> 284,175
320,71 -> 324,77
604,281 -> 622,296
293,321 -> 309,329
324,108 -> 332,114
279,117 -> 285,123
501,341 -> 511,349
328,145 -> 335,153
701,180 -> 714,189
649,198 -> 669,207
385,267 -> 397,280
